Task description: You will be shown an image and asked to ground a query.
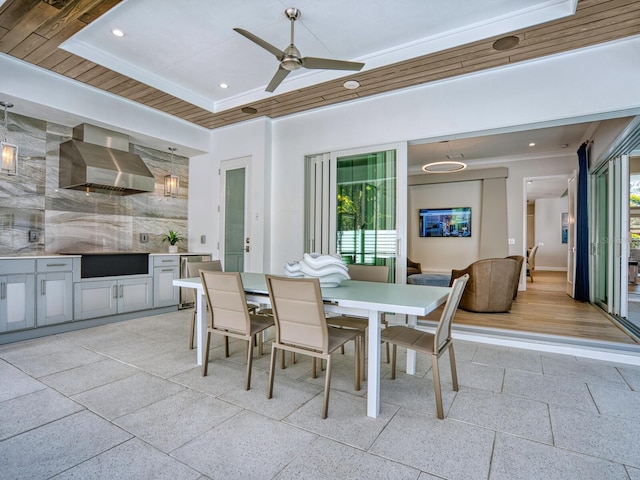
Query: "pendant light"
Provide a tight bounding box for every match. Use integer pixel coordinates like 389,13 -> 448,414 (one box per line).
164,147 -> 179,197
0,101 -> 17,176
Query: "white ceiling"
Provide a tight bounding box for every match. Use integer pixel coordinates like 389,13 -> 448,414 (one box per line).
60,0 -> 576,112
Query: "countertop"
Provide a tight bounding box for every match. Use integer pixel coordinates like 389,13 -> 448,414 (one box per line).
0,252 -> 211,260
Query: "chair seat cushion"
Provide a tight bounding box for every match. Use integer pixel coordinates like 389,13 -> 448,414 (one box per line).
327,326 -> 359,352
249,314 -> 275,336
326,316 -> 367,332
407,273 -> 451,287
381,325 -> 435,354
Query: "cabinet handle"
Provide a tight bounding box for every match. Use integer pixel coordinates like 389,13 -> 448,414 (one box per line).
113,285 -> 118,299
1,282 -> 5,300
41,279 -> 46,295
46,263 -> 66,267
119,285 -> 124,298
161,268 -> 174,272
162,259 -> 173,262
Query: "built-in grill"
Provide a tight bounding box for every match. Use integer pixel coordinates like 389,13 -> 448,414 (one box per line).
60,252 -> 149,278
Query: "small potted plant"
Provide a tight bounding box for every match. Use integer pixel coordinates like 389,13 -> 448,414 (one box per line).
162,229 -> 183,253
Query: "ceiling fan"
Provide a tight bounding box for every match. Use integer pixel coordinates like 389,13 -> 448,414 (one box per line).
234,7 -> 365,93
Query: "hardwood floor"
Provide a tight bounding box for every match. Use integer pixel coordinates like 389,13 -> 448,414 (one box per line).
421,270 -> 639,344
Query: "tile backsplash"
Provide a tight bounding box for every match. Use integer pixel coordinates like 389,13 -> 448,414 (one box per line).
0,112 -> 189,255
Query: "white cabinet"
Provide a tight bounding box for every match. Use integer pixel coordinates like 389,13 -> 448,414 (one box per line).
74,276 -> 152,320
153,255 -> 179,308
0,259 -> 36,333
36,259 -> 73,326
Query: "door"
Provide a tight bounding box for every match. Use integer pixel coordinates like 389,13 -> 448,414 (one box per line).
566,171 -> 577,297
0,274 -> 35,332
36,272 -> 73,326
219,157 -> 250,272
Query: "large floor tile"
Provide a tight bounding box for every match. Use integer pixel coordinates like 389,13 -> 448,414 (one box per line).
541,354 -> 628,385
92,335 -> 179,363
0,387 -> 84,440
437,354 -> 505,393
171,410 -> 317,479
448,387 -> 552,443
0,359 -> 45,402
589,383 -> 640,421
115,389 -> 241,452
71,372 -> 184,420
170,361 -> 255,398
370,407 -> 494,480
490,433 -> 628,479
39,357 -> 139,396
472,345 -> 543,374
51,438 -> 201,480
379,371 -> 457,416
619,366 -> 640,391
284,389 -> 399,450
502,369 -> 597,412
219,368 -> 323,420
628,466 -> 640,480
274,436 -> 420,479
0,335 -> 73,361
0,410 -> 131,480
550,404 -> 640,468
2,344 -> 105,378
126,346 -> 201,379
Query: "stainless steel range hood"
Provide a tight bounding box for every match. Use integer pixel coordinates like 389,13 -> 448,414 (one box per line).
59,124 -> 155,195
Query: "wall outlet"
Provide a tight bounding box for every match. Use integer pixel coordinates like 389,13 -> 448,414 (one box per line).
200,235 -> 206,244
28,230 -> 39,242
508,238 -> 515,245
140,233 -> 148,243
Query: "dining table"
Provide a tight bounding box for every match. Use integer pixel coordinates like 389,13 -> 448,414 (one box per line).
173,272 -> 450,418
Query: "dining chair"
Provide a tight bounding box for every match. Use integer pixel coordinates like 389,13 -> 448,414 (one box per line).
526,245 -> 539,282
327,264 -> 391,378
265,275 -> 360,418
200,271 -> 274,390
381,273 -> 469,419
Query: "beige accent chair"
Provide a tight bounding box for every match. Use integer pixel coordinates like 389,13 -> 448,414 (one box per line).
382,273 -> 469,419
200,271 -> 274,390
265,275 -> 360,419
450,257 -> 520,313
407,258 -> 422,277
327,264 -> 391,370
526,245 -> 539,282
506,255 -> 525,299
188,261 -> 222,349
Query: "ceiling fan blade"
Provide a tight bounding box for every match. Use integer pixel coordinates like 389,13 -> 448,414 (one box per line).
301,57 -> 364,71
234,28 -> 284,59
266,67 -> 291,92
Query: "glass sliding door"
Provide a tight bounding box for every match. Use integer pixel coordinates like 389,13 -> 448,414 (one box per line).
335,151 -> 396,281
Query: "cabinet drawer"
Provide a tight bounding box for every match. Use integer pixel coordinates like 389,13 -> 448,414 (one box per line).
37,258 -> 73,273
153,255 -> 179,267
0,259 -> 36,275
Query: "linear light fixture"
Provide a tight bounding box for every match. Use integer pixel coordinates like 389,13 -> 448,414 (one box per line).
0,101 -> 17,176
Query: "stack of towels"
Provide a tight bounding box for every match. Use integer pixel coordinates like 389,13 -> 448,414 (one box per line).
285,253 -> 350,287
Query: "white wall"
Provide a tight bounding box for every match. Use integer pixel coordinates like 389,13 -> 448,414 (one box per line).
409,181 -> 482,272
534,197 -> 569,270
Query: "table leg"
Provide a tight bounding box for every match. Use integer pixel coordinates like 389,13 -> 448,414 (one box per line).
406,314 -> 417,375
367,310 -> 381,418
196,289 -> 206,366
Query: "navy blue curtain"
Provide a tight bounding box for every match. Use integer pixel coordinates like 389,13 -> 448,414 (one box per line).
574,142 -> 590,302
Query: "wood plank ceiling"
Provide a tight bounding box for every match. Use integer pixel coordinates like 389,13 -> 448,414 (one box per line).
1,0 -> 638,130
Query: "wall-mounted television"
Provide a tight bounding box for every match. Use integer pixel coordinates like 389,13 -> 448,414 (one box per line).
419,207 -> 471,237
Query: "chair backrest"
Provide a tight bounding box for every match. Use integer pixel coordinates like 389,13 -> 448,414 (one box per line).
434,273 -> 469,351
201,271 -> 250,334
187,260 -> 222,277
265,275 -> 328,352
347,264 -> 389,283
528,245 -> 539,268
506,255 -> 524,298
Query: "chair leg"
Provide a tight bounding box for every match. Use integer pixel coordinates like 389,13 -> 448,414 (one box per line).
202,331 -> 211,377
385,341 -> 390,364
322,355 -> 332,419
257,334 -> 263,356
340,345 -> 345,355
189,309 -> 196,349
431,354 -> 444,419
290,351 -> 296,364
354,337 -> 361,391
267,344 -> 277,399
281,349 -> 286,369
449,344 -> 459,391
224,336 -> 229,357
391,344 -> 397,379
312,357 -> 317,378
245,338 -> 254,390
359,335 -> 365,382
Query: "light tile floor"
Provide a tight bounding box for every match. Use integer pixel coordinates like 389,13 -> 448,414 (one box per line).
2,310 -> 640,480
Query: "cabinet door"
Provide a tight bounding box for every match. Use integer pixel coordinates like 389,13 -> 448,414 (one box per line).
153,266 -> 179,308
0,274 -> 35,332
37,272 -> 73,326
118,277 -> 152,313
74,280 -> 117,320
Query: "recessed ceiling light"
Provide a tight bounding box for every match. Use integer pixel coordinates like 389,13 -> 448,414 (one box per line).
529,142 -> 536,147
492,35 -> 519,51
422,161 -> 467,174
111,29 -> 124,37
343,80 -> 360,90
219,83 -> 228,89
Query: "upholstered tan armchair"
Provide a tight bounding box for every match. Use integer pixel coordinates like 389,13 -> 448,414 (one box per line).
506,255 -> 525,299
407,258 -> 422,277
449,257 -> 520,312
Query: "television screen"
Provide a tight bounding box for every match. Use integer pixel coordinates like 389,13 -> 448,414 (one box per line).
419,207 -> 471,237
